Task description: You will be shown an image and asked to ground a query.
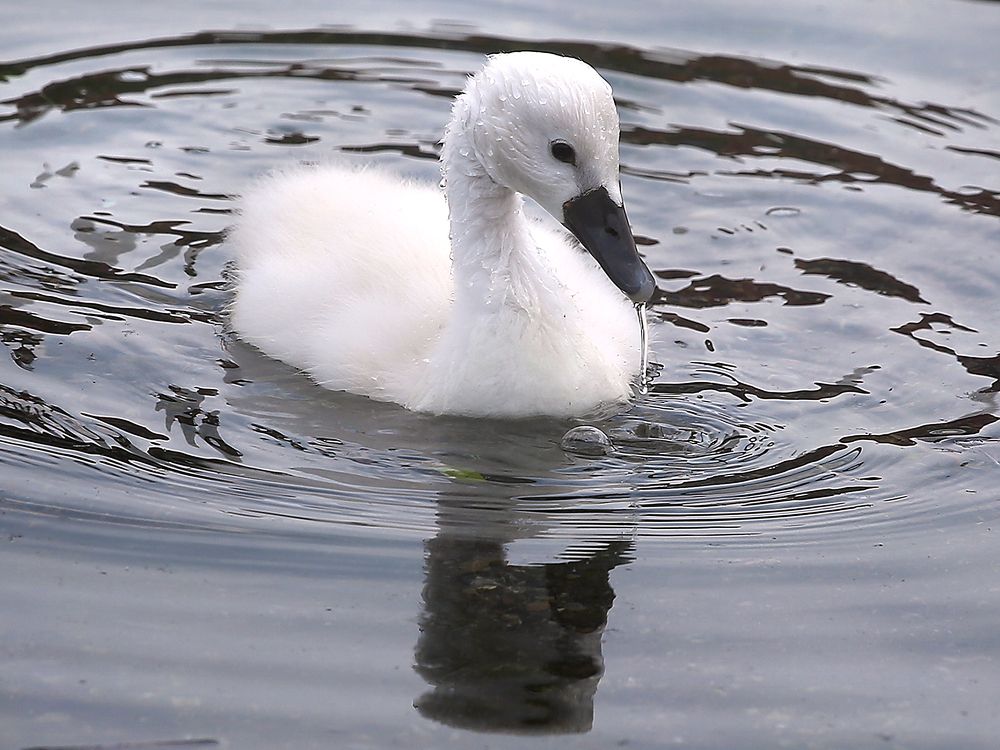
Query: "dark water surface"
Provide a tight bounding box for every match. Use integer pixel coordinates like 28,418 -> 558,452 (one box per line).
2,1 -> 999,748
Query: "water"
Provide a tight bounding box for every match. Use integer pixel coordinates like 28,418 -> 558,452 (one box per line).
2,1 -> 999,748
637,302 -> 650,393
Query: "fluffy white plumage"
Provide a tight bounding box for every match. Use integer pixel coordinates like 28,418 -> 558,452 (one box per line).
229,52 -> 652,417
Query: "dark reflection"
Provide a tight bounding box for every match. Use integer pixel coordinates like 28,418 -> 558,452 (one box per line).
0,327 -> 41,369
795,257 -> 927,304
263,131 -> 320,146
0,382 -> 276,500
0,383 -> 149,467
80,216 -> 225,284
0,223 -> 173,287
3,27 -> 992,131
842,412 -> 999,446
73,216 -> 138,267
653,273 -> 830,308
414,495 -> 633,734
140,180 -> 232,201
155,384 -> 243,458
892,312 -> 1000,391
892,312 -> 976,355
627,123 -> 1000,217
84,216 -> 224,253
0,303 -> 90,335
10,288 -> 205,325
651,373 -> 867,403
3,25 -> 995,220
341,142 -> 441,160
958,354 -> 1000,392
656,310 -> 710,332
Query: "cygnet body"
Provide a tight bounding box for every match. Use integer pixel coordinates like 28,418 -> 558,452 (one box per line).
229,52 -> 656,417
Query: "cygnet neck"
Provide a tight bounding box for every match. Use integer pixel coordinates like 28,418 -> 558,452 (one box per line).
440,125 -> 553,314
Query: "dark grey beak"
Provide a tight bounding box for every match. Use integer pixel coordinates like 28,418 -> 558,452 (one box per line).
562,187 -> 656,304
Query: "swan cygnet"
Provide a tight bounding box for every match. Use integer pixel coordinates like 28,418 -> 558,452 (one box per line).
229,52 -> 657,418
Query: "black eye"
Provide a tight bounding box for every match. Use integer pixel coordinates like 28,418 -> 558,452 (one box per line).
550,140 -> 576,165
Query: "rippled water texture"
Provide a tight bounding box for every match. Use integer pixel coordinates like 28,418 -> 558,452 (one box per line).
2,2 -> 999,748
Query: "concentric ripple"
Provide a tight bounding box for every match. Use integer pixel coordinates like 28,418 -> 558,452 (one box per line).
1,26 -> 997,553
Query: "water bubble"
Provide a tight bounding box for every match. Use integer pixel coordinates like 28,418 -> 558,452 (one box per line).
561,426 -> 614,456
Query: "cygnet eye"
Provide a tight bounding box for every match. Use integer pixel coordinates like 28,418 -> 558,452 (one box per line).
550,140 -> 577,166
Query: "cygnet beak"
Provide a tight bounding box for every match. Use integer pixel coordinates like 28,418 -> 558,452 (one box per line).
562,187 -> 656,304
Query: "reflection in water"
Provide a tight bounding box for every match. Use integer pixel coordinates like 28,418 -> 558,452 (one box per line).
414,496 -> 633,733
627,122 -> 1000,216
4,26 -> 996,219
653,272 -> 830,308
795,257 -> 927,303
893,312 -> 1000,392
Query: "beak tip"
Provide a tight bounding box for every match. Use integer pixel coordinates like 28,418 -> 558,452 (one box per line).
626,273 -> 657,305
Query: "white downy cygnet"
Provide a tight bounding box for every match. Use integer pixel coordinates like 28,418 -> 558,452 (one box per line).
229,51 -> 656,417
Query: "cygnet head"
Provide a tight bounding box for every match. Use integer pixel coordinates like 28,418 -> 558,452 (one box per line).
445,51 -> 656,304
